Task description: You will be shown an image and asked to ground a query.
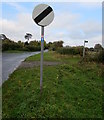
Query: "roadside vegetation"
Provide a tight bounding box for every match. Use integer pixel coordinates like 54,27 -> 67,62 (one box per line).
2,51 -> 103,119
2,34 -> 103,118
2,38 -> 42,52
84,49 -> 104,64
56,46 -> 83,56
1,34 -> 63,52
56,44 -> 104,64
2,34 -> 103,64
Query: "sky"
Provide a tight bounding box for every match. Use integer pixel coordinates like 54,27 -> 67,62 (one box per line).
0,2 -> 103,47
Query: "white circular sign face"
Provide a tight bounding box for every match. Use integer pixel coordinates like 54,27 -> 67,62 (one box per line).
32,4 -> 54,27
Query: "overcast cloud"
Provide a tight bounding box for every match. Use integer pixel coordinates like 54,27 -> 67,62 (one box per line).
1,2 -> 102,47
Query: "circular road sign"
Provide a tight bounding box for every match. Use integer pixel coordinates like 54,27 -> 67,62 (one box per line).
32,4 -> 54,27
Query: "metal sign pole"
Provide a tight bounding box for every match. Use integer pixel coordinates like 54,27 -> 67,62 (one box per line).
32,4 -> 54,94
83,41 -> 85,58
40,26 -> 44,93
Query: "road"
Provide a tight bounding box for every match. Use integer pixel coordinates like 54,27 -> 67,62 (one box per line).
1,51 -> 41,85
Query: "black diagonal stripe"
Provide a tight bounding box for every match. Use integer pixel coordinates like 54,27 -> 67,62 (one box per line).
34,6 -> 53,24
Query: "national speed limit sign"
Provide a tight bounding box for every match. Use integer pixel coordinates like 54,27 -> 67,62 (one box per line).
32,4 -> 54,93
32,4 -> 54,26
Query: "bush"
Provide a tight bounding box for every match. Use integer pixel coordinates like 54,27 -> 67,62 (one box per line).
83,49 -> 104,64
57,47 -> 83,56
96,50 -> 104,63
25,45 -> 41,52
2,39 -> 41,52
49,41 -> 64,51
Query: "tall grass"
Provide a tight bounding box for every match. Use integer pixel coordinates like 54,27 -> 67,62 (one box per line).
57,47 -> 83,56
57,47 -> 104,64
84,50 -> 104,64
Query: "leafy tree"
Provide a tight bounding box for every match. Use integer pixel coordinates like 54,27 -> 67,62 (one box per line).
2,34 -> 63,52
0,34 -> 7,40
47,42 -> 52,48
94,44 -> 103,52
29,40 -> 39,47
24,33 -> 32,44
89,47 -> 94,51
24,41 -> 29,46
49,41 -> 64,51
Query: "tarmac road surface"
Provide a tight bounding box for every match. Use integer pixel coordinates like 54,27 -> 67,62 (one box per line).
1,51 -> 41,85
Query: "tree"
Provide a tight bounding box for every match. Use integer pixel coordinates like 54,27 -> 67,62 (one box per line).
90,47 -> 94,51
24,33 -> 32,43
24,41 -> 29,46
29,40 -> 39,47
94,44 -> 103,52
0,34 -> 7,40
50,41 -> 64,51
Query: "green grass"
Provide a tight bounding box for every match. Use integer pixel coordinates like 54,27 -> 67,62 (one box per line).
2,51 -> 103,119
25,51 -> 60,61
25,51 -> 80,64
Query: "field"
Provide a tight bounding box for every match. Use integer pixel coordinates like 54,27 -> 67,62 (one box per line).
2,51 -> 103,119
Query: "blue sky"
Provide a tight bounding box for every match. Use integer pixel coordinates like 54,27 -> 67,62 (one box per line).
2,2 -> 102,22
1,2 -> 102,47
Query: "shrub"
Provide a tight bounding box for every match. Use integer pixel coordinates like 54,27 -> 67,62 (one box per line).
83,49 -> 104,64
57,47 -> 83,56
25,45 -> 41,52
96,49 -> 104,63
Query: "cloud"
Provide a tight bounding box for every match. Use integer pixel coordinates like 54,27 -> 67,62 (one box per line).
80,21 -> 101,38
68,20 -> 102,40
1,4 -> 102,47
1,13 -> 40,42
1,11 -> 80,42
6,2 -> 27,12
45,12 -> 102,47
45,12 -> 81,41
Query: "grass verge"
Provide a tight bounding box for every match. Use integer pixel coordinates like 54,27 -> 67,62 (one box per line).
2,51 -> 103,119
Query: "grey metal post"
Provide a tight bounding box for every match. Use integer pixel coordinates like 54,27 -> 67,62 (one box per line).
40,26 -> 44,93
83,41 -> 85,58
